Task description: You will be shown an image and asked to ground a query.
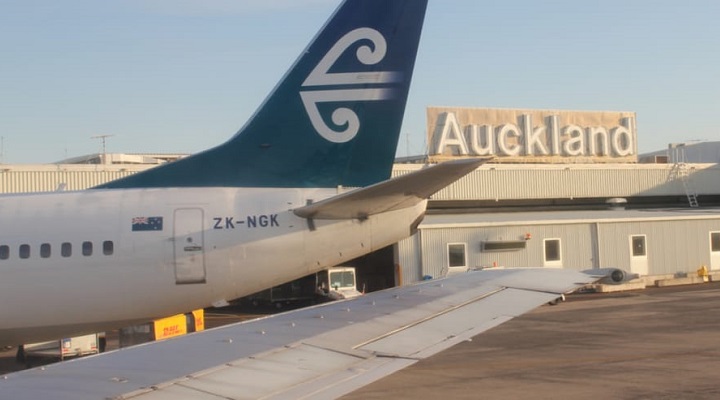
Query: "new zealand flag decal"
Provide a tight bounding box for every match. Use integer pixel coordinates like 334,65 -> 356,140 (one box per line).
132,216 -> 163,232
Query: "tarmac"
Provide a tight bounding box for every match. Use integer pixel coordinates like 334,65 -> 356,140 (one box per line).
343,282 -> 720,400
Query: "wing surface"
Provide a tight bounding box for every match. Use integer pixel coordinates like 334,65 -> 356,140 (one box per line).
0,269 -> 598,400
293,158 -> 488,220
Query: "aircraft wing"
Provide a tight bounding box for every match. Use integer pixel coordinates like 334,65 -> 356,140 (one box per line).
0,268 -> 602,400
294,158 -> 489,220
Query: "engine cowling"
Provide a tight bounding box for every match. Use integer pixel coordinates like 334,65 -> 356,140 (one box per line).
583,268 -> 638,284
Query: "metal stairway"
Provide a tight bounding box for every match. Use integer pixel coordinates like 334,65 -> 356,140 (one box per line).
669,144 -> 699,208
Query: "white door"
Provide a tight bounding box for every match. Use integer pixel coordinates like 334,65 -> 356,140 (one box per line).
711,232 -> 720,270
629,234 -> 648,276
174,208 -> 206,284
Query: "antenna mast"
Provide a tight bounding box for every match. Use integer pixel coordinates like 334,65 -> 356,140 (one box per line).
90,135 -> 115,158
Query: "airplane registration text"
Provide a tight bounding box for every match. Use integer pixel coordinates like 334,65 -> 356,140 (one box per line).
213,215 -> 280,230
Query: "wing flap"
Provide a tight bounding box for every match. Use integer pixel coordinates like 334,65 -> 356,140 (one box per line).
360,288 -> 557,359
293,158 -> 489,220
147,345 -> 361,400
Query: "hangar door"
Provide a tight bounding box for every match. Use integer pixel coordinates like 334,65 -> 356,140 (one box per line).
173,208 -> 206,284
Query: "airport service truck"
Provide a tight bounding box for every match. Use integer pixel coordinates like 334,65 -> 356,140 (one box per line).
246,266 -> 362,308
317,266 -> 363,300
19,333 -> 99,363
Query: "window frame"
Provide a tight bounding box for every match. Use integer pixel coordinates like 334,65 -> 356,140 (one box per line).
82,241 -> 93,257
630,235 -> 647,258
543,238 -> 562,267
61,242 -> 72,258
447,242 -> 467,269
481,240 -> 527,252
711,231 -> 720,253
40,243 -> 51,258
103,240 -> 114,256
19,244 -> 31,259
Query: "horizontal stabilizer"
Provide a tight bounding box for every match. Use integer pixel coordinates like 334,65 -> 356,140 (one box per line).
294,158 -> 489,219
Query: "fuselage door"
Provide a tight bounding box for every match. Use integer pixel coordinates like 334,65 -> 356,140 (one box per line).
173,208 -> 206,284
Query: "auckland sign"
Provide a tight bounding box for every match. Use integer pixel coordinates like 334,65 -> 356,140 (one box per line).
428,107 -> 638,163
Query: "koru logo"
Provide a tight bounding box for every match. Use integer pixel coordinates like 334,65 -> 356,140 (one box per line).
300,28 -> 402,143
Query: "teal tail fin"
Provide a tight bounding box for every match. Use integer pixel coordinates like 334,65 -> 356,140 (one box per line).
98,0 -> 428,189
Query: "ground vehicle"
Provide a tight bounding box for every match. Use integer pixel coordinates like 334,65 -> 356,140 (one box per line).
317,266 -> 363,300
20,333 -> 99,363
246,266 -> 362,308
119,310 -> 204,348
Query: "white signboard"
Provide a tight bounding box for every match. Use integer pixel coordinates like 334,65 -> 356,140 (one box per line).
427,107 -> 638,163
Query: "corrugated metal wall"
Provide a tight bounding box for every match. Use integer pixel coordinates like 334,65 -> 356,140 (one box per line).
398,214 -> 720,285
393,163 -> 720,201
598,219 -> 720,276
412,224 -> 596,281
4,162 -> 719,197
396,234 -> 422,285
0,166 -> 151,193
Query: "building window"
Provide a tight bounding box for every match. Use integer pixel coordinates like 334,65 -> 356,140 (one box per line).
82,241 -> 93,256
544,239 -> 561,263
711,232 -> 720,253
19,244 -> 30,259
0,245 -> 9,260
482,240 -> 526,252
61,242 -> 72,258
103,241 -> 114,256
40,243 -> 51,258
448,243 -> 467,268
631,235 -> 646,257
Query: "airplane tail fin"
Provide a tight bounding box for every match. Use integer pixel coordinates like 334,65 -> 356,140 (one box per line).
98,0 -> 428,189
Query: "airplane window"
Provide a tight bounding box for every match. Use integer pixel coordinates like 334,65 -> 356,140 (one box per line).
82,241 -> 93,256
61,242 -> 72,257
0,245 -> 8,260
19,244 -> 30,259
103,241 -> 113,256
40,243 -> 51,258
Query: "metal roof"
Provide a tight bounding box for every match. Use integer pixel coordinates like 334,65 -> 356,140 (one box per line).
419,207 -> 720,229
1,159 -> 719,201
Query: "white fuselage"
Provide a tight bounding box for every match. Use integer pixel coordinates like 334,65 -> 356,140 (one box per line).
0,188 -> 426,346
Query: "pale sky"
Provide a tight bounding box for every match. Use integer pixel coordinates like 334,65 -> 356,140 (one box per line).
1,0 -> 718,164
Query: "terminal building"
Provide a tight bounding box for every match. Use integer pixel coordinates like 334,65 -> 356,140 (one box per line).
2,107 -> 720,291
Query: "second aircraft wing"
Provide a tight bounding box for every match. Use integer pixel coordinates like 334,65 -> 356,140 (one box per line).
0,268 -> 603,400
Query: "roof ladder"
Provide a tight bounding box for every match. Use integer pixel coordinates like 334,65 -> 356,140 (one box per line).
678,164 -> 699,207
669,144 -> 699,208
